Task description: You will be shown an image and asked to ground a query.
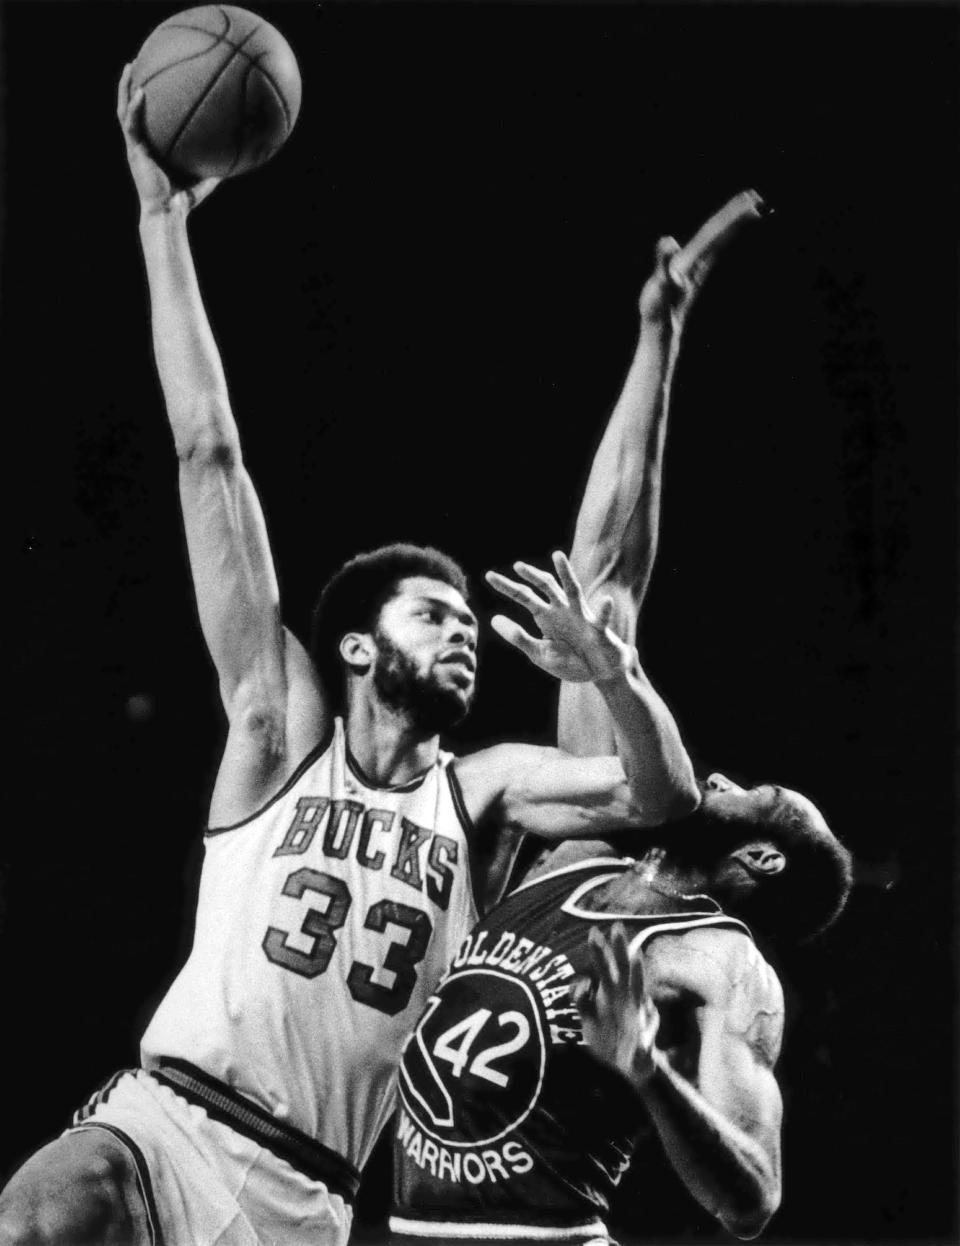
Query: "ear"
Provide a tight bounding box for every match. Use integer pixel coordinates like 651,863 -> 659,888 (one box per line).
339,631 -> 375,675
733,843 -> 786,877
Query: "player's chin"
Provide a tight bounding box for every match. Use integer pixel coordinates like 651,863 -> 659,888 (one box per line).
435,679 -> 476,724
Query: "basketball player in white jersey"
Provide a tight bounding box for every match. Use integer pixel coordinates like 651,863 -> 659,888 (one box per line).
0,73 -> 709,1246
386,195 -> 853,1244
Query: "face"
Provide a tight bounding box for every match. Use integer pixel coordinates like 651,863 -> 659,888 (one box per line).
370,576 -> 479,732
701,773 -> 827,835
699,773 -> 785,828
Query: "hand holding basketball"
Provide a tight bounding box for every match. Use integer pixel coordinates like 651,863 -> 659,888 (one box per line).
118,64 -> 220,216
125,5 -> 301,187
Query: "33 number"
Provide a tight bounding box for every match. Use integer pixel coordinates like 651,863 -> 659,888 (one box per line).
262,867 -> 432,1016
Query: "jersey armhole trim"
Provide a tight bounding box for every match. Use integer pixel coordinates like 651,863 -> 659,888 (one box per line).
446,762 -> 476,838
627,914 -> 755,956
447,762 -> 483,918
205,722 -> 335,837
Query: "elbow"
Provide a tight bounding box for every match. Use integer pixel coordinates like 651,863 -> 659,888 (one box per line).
721,1179 -> 781,1240
174,396 -> 240,468
628,779 -> 701,828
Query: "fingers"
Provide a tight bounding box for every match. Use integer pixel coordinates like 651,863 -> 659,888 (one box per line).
485,570 -> 550,616
669,189 -> 766,288
587,923 -> 648,1006
489,614 -> 544,661
593,595 -> 615,632
551,551 -> 586,612
512,560 -> 566,606
116,63 -> 132,123
186,177 -> 222,209
588,925 -> 621,998
570,973 -> 596,1021
654,235 -> 681,276
118,79 -> 147,147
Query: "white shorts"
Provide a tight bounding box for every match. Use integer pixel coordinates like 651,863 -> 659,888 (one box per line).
67,1069 -> 352,1246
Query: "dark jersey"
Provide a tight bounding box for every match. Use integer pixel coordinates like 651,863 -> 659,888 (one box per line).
390,856 -> 752,1241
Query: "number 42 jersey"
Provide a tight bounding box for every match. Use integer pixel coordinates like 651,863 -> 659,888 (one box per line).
391,856 -> 751,1240
141,717 -> 479,1173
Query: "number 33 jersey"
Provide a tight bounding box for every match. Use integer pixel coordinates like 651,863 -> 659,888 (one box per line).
391,857 -> 751,1236
140,717 -> 479,1172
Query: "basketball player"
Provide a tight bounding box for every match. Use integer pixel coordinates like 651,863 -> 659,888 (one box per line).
0,75 -> 709,1246
388,199 -> 852,1243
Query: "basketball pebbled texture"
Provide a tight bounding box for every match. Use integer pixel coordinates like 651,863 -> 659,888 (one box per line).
130,5 -> 302,183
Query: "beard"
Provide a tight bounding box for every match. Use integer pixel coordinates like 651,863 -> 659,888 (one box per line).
606,806 -> 743,869
372,630 -> 473,734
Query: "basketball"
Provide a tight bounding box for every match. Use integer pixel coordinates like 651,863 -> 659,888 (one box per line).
130,5 -> 301,183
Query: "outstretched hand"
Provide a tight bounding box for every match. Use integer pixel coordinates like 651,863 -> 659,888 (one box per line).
572,922 -> 661,1089
485,551 -> 633,684
117,64 -> 220,216
639,189 -> 766,329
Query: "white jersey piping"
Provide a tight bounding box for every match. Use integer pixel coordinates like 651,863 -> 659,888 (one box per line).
388,1215 -> 608,1240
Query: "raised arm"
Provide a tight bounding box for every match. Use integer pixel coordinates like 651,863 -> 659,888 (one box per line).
576,923 -> 783,1240
560,192 -> 765,756
118,70 -> 326,823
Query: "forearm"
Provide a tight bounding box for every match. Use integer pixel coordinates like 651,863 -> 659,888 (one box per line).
595,650 -> 698,823
639,1053 -> 779,1238
138,205 -> 236,456
570,317 -> 680,601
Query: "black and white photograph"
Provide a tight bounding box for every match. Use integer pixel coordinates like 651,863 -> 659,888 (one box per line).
2,2 -> 957,1244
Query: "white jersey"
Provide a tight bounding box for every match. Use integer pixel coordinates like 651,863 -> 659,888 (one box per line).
141,718 -> 479,1171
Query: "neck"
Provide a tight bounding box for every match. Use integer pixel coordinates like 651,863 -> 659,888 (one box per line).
344,692 -> 440,787
632,846 -> 710,895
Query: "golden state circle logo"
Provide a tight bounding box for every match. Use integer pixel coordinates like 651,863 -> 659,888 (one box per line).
400,970 -> 546,1146
398,925 -> 584,1155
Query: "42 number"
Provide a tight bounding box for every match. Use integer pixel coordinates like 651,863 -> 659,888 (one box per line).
431,1007 -> 530,1088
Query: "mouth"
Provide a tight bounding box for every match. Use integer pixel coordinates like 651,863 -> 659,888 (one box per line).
438,651 -> 476,676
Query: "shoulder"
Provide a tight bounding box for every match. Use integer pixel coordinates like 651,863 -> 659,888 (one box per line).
647,925 -> 784,1047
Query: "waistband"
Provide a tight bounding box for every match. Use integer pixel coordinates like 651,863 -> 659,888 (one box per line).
150,1057 -> 360,1204
387,1215 -> 610,1243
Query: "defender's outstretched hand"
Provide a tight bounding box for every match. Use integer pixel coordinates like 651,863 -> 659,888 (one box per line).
573,922 -> 660,1089
117,64 -> 220,216
640,189 -> 766,328
485,551 -> 633,683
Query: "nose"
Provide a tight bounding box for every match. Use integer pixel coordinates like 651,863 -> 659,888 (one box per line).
706,773 -> 735,792
447,619 -> 477,651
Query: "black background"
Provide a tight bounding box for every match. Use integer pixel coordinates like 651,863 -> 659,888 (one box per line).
2,2 -> 957,1243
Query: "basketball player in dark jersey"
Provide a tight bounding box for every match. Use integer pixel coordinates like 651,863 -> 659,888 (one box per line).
389,198 -> 853,1244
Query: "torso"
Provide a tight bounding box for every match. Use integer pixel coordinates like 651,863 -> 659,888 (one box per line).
140,717 -> 480,1171
391,857 -> 753,1236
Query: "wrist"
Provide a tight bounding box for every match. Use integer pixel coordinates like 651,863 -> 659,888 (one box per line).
634,1044 -> 670,1095
594,646 -> 644,691
139,198 -> 188,229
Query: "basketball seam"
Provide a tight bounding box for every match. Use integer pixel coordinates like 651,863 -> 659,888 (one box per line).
251,52 -> 293,135
137,41 -> 224,91
157,23 -> 289,70
225,60 -> 255,178
167,21 -> 265,163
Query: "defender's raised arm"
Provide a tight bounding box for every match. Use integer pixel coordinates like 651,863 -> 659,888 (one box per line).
561,192 -> 765,756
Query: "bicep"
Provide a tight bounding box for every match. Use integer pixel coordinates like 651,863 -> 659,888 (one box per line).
695,997 -> 784,1155
497,745 -> 642,839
